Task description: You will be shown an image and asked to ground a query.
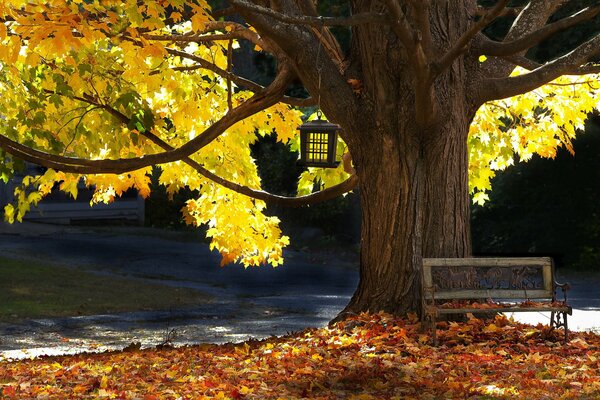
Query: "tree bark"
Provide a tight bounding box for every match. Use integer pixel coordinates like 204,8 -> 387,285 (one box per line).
338,103 -> 473,317
240,1 -> 485,317
330,2 -> 475,317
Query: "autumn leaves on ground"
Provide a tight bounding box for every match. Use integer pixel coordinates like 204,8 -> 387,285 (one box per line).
1,313 -> 598,399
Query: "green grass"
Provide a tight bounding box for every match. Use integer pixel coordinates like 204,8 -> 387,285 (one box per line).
0,256 -> 211,322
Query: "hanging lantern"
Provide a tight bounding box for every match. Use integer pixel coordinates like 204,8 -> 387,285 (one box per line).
298,113 -> 341,168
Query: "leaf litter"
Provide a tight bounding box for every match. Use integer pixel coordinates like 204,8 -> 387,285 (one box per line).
0,312 -> 598,399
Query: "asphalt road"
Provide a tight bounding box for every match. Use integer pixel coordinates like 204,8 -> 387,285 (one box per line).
0,221 -> 598,360
0,222 -> 359,358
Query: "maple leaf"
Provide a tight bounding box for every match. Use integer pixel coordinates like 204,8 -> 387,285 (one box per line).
347,78 -> 363,95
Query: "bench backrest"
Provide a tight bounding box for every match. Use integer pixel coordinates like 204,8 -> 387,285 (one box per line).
422,257 -> 554,301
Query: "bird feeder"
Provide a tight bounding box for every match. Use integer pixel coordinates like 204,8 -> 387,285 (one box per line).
298,113 -> 341,168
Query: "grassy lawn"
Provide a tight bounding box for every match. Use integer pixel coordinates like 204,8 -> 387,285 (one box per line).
0,256 -> 211,322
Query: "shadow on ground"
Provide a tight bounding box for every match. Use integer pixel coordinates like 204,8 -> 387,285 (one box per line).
0,222 -> 598,360
0,222 -> 358,359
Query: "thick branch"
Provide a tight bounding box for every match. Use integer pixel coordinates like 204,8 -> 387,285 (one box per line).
412,0 -> 434,59
232,2 -> 359,143
383,0 -> 418,60
0,67 -> 296,173
103,96 -> 358,206
477,6 -> 600,57
3,93 -> 355,206
505,0 -> 569,42
477,0 -> 569,82
474,5 -> 524,18
296,0 -> 345,72
88,84 -> 357,206
227,0 -> 387,27
480,35 -> 600,102
435,0 -> 510,74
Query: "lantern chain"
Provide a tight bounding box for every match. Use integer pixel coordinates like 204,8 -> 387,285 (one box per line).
316,16 -> 324,120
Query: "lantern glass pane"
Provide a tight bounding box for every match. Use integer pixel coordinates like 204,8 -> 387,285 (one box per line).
307,132 -> 329,163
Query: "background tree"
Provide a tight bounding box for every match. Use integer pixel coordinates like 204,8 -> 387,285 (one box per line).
0,1 -> 599,316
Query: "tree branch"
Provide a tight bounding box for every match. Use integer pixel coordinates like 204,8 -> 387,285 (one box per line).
227,39 -> 233,111
479,35 -> 600,102
193,166 -> 358,207
383,0 -> 418,60
474,5 -> 524,18
500,54 -> 542,70
2,93 -> 356,206
164,47 -> 262,90
227,0 -> 387,27
296,0 -> 345,72
81,85 -> 358,206
142,129 -> 358,207
500,54 -> 600,74
412,0 -> 434,59
505,0 -> 569,41
0,66 -> 296,174
143,21 -> 269,51
476,0 -> 569,82
163,47 -> 313,107
476,6 -> 600,57
435,0 -> 510,74
231,1 -> 359,145
95,88 -> 358,206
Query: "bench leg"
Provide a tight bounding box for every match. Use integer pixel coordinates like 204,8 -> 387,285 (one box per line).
423,313 -> 437,346
551,311 -> 569,344
564,313 -> 569,343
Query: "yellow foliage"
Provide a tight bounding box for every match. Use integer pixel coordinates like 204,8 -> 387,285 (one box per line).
0,1 -> 598,267
469,68 -> 600,205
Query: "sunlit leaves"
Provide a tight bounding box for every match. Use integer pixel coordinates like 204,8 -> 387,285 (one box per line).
469,68 -> 600,205
4,0 -> 596,268
0,0 -> 301,267
0,313 -> 598,399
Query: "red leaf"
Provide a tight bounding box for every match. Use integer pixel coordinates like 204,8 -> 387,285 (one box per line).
1,386 -> 17,398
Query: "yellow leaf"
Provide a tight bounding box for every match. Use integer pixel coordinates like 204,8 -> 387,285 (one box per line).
60,179 -> 79,199
170,11 -> 182,22
483,323 -> 500,333
4,204 -> 15,224
239,386 -> 253,395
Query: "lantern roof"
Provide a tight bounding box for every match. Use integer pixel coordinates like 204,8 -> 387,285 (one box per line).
298,117 -> 341,132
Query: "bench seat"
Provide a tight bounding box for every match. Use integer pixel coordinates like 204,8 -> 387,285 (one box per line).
421,257 -> 572,345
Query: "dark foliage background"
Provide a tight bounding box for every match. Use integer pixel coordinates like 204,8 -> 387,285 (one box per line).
472,115 -> 600,269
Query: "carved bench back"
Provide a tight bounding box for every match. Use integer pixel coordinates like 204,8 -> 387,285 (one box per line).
422,257 -> 554,300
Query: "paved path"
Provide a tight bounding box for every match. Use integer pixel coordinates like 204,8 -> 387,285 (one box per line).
0,222 -> 598,360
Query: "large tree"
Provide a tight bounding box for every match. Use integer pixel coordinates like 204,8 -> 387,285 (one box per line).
0,1 -> 599,316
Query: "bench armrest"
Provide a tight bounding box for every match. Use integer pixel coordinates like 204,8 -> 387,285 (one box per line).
554,281 -> 570,303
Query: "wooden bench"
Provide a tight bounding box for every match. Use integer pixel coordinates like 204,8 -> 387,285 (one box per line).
421,257 -> 572,345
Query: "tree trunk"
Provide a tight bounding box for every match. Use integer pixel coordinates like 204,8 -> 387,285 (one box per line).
328,0 -> 475,318
339,105 -> 473,317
